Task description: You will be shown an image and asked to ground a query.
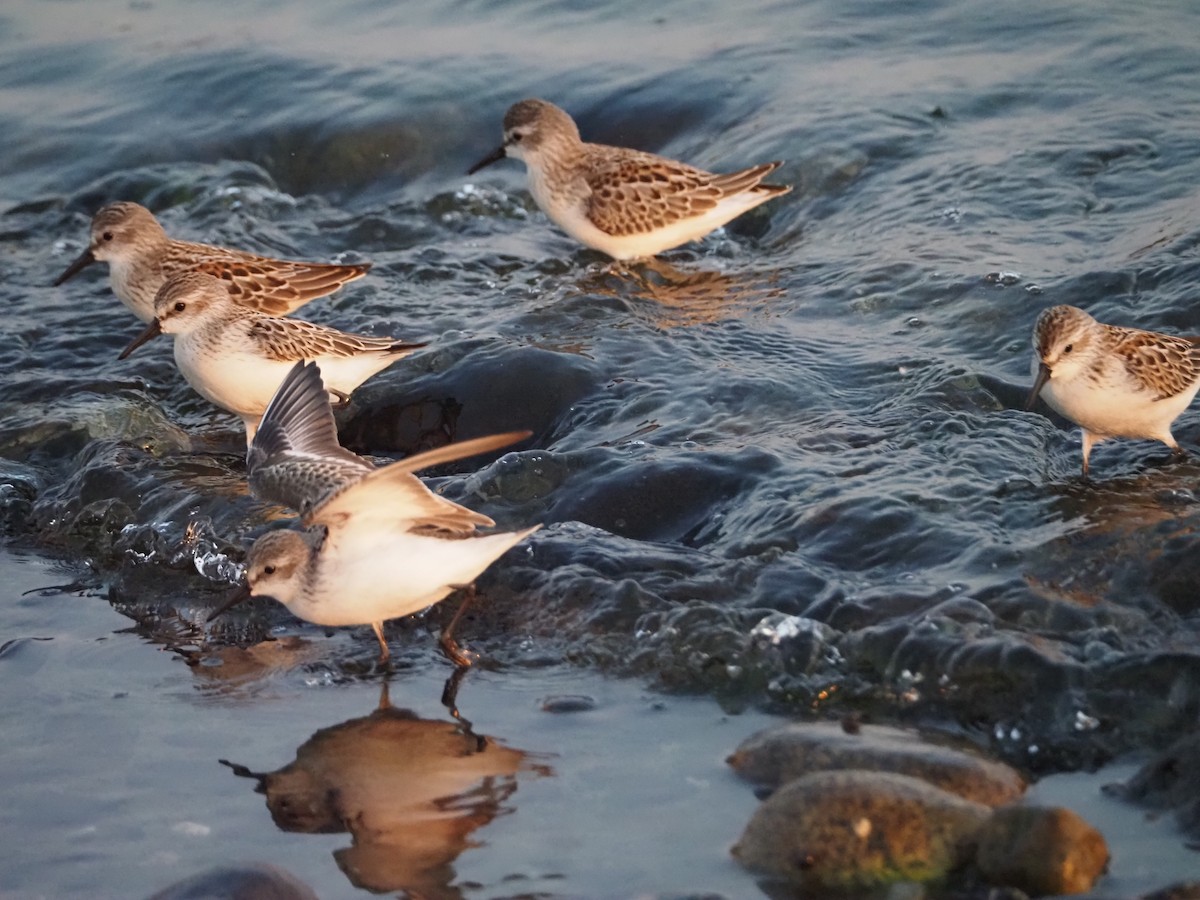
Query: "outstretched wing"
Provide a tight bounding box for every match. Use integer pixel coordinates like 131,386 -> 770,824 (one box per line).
309,432 -> 532,535
247,361 -> 373,515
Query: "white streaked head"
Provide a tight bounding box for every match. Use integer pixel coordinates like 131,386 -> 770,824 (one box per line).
87,201 -> 168,264
469,98 -> 583,174
153,270 -> 237,334
245,529 -> 310,608
1031,304 -> 1104,383
502,98 -> 581,162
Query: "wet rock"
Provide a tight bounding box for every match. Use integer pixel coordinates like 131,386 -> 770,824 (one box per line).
546,449 -> 756,543
145,862 -> 317,900
540,694 -> 597,713
974,805 -> 1109,896
66,161 -> 282,218
727,720 -> 1026,806
339,342 -> 598,455
746,613 -> 840,677
1108,730 -> 1200,836
731,771 -> 990,889
0,461 -> 41,534
1142,883 -> 1200,900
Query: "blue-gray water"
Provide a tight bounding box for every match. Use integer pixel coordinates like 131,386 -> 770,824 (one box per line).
3,0 -> 1200,896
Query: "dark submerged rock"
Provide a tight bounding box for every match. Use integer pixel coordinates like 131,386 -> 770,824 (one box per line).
1109,730 -> 1200,836
145,863 -> 318,900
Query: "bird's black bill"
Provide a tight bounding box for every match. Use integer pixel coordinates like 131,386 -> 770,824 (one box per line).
207,582 -> 253,623
52,247 -> 96,286
1025,362 -> 1051,410
117,319 -> 163,360
467,145 -> 506,175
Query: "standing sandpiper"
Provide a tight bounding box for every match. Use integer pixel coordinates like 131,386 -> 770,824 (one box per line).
1027,304 -> 1200,477
468,98 -> 790,260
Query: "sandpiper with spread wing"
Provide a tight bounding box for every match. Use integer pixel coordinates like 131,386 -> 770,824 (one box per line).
209,360 -> 539,664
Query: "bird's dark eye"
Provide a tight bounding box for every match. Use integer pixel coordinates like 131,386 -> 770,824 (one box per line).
102,231 -> 114,241
511,131 -> 523,143
1063,344 -> 1073,354
173,301 -> 186,313
263,564 -> 276,576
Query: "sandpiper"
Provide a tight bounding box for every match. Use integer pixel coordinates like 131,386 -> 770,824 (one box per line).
53,201 -> 370,322
1026,304 -> 1200,476
468,98 -> 791,259
119,271 -> 423,443
211,360 -> 539,664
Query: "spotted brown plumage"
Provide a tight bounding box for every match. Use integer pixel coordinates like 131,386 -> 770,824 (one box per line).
53,201 -> 371,322
584,153 -> 785,237
1026,304 -> 1200,477
247,316 -> 420,363
118,271 -> 425,445
1108,326 -> 1200,401
468,98 -> 791,259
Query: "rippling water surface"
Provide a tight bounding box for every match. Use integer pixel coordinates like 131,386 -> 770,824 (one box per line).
4,0 -> 1200,895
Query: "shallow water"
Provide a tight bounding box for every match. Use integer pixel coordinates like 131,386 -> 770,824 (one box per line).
4,0 -> 1200,895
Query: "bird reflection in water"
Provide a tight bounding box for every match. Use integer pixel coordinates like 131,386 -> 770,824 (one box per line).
220,682 -> 551,897
582,257 -> 786,328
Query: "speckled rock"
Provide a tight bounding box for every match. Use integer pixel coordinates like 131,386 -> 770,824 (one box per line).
975,805 -> 1109,896
731,770 -> 991,889
727,720 -> 1026,806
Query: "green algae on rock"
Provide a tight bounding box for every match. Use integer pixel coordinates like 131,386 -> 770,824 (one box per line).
732,767 -> 1109,894
727,720 -> 1026,806
731,771 -> 991,890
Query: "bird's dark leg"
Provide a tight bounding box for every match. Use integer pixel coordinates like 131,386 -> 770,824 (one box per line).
438,585 -> 477,668
439,665 -> 486,750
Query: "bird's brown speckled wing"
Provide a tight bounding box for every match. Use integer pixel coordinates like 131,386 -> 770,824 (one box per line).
247,316 -> 421,362
1111,326 -> 1200,400
165,243 -> 370,317
583,150 -> 785,237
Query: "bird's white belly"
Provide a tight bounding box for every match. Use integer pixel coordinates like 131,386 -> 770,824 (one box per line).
311,350 -> 397,396
1041,377 -> 1199,440
286,528 -> 531,629
553,205 -> 738,260
292,532 -> 462,627
174,339 -> 288,419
